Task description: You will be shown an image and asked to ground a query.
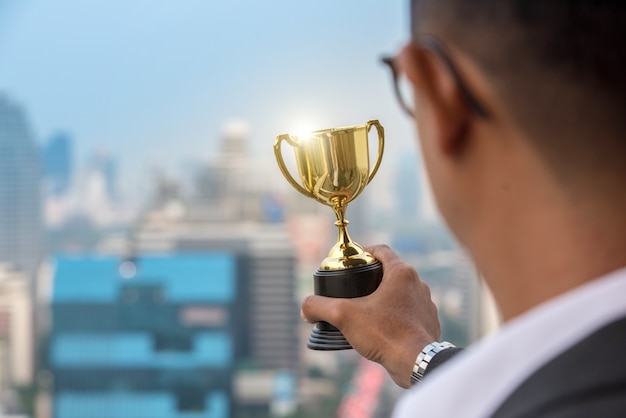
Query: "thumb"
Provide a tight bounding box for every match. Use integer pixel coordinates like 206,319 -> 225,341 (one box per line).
301,294 -> 345,327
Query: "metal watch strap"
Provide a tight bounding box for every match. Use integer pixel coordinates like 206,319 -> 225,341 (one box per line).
410,341 -> 456,385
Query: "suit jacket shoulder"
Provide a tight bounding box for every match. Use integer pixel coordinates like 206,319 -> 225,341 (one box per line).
490,315 -> 626,418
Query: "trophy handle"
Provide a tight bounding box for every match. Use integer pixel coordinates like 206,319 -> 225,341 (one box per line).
366,119 -> 385,184
274,134 -> 315,199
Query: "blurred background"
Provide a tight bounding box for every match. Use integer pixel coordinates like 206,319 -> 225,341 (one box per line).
0,0 -> 499,417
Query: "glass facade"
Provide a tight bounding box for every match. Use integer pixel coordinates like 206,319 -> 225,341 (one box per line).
0,95 -> 42,281
50,253 -> 239,418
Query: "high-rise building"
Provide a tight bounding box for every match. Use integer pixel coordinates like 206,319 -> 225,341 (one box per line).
49,253 -> 238,418
50,220 -> 299,417
0,264 -> 34,406
0,94 -> 43,281
128,219 -> 299,416
88,151 -> 117,202
43,133 -> 73,197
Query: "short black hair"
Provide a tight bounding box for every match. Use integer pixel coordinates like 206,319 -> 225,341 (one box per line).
411,0 -> 626,182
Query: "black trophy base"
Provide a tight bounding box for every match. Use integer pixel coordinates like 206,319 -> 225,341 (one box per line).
307,260 -> 383,351
308,322 -> 353,350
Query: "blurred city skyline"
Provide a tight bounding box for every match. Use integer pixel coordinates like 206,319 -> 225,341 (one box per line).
0,3 -> 495,416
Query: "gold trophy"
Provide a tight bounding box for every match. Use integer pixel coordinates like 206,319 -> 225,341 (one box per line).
274,120 -> 385,350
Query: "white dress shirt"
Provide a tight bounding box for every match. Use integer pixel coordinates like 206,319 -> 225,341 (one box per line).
393,266 -> 626,418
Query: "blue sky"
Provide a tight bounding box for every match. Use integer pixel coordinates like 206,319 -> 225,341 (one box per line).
0,0 -> 418,194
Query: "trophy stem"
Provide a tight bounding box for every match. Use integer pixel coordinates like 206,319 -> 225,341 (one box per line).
320,198 -> 374,269
332,202 -> 353,249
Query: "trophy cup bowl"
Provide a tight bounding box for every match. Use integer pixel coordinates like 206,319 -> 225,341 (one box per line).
274,120 -> 385,350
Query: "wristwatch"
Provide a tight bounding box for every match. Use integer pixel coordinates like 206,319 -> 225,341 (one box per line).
410,341 -> 456,385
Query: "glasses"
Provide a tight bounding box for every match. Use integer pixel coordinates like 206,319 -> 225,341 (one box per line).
381,35 -> 490,119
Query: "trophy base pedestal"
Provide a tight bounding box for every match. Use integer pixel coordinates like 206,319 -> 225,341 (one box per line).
307,261 -> 383,351
307,323 -> 352,350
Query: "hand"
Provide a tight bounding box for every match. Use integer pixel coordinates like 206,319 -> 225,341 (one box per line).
301,244 -> 441,388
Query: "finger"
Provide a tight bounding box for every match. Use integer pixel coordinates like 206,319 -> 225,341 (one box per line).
366,244 -> 401,266
301,294 -> 344,326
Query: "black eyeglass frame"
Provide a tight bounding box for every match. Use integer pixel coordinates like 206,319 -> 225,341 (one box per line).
381,35 -> 490,119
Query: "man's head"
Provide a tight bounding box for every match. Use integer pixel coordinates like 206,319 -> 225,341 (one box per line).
394,0 -> 626,316
396,0 -> 626,237
409,0 -> 626,182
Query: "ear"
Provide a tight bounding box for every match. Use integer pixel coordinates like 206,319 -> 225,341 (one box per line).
401,43 -> 472,156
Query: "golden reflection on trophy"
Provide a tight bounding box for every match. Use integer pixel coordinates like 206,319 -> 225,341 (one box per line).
274,120 -> 385,350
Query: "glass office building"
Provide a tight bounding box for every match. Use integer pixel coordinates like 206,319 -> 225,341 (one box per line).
50,253 -> 241,418
0,95 -> 42,282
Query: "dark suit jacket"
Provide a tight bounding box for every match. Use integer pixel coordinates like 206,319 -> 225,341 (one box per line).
425,316 -> 626,417
490,315 -> 626,417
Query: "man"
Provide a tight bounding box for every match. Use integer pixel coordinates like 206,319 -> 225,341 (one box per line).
301,1 -> 626,416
